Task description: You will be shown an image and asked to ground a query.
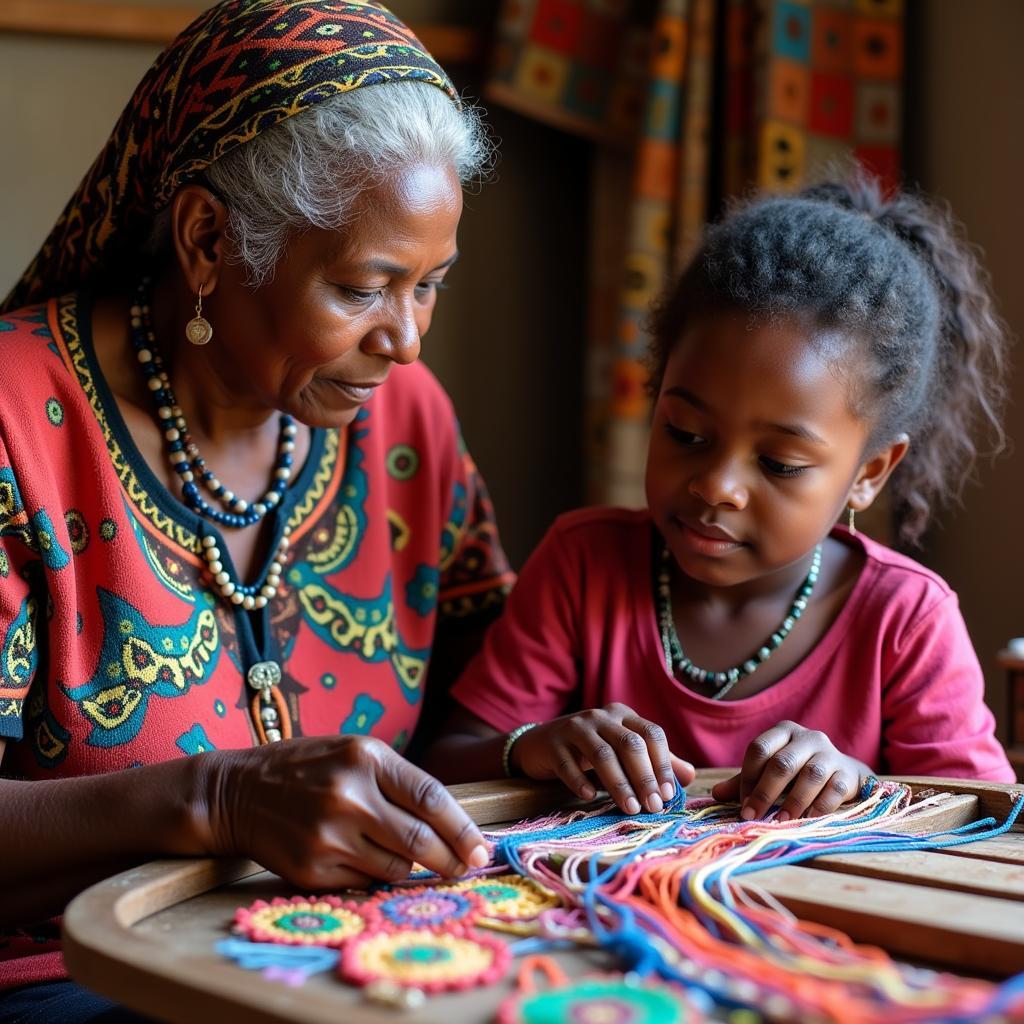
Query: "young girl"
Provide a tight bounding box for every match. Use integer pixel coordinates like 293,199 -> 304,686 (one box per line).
425,175 -> 1016,820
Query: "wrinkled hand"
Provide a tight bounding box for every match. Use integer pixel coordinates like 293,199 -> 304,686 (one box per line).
207,736 -> 489,890
711,720 -> 869,821
512,703 -> 694,814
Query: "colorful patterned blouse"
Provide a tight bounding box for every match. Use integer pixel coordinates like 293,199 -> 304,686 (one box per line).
0,0 -> 507,993
0,293 -> 513,774
0,292 -> 513,986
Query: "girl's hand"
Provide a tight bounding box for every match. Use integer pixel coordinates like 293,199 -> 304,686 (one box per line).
204,736 -> 490,890
710,720 -> 869,821
511,703 -> 695,814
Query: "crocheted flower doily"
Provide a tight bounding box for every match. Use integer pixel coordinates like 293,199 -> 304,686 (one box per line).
499,974 -> 703,1024
447,873 -> 562,923
340,927 -> 511,993
232,895 -> 372,947
365,886 -> 484,930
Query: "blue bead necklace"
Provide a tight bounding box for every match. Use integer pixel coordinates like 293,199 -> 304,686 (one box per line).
129,278 -> 294,610
656,542 -> 822,700
130,278 -> 296,529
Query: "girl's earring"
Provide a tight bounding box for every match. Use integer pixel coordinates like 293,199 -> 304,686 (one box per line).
848,507 -> 857,536
186,282 -> 213,346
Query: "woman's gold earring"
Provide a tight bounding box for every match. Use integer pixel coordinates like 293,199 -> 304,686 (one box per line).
848,507 -> 857,536
185,282 -> 213,345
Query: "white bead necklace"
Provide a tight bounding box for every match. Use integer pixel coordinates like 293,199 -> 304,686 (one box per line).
130,278 -> 294,609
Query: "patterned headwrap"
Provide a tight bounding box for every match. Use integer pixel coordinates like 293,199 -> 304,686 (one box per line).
2,0 -> 458,314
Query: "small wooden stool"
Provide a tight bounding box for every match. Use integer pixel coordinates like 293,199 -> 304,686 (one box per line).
998,647 -> 1024,781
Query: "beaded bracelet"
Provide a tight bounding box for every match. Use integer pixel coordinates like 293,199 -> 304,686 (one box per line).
502,723 -> 539,778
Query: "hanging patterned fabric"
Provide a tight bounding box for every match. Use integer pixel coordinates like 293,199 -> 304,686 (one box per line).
485,0 -> 905,506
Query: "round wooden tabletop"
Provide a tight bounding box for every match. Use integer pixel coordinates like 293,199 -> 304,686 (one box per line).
61,773 -> 1024,1024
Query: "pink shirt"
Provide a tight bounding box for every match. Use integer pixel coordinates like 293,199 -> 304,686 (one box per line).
451,508 -> 1014,782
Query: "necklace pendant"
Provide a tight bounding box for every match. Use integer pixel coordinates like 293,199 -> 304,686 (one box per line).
246,661 -> 288,743
247,660 -> 282,694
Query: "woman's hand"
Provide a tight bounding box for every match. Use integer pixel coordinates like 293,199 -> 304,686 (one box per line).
511,703 -> 694,814
711,720 -> 869,821
204,736 -> 490,890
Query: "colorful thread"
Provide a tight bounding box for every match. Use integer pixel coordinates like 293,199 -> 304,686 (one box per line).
222,780 -> 1024,1018
215,938 -> 339,986
479,780 -> 1024,1023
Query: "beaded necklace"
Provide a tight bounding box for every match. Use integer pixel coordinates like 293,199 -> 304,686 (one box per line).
129,278 -> 294,610
655,541 -> 822,700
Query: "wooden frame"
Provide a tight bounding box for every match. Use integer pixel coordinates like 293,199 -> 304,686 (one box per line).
999,649 -> 1024,780
0,2 -> 482,63
61,774 -> 1024,1023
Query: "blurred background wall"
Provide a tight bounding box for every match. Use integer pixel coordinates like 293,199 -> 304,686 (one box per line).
904,0 -> 1023,741
0,0 -> 1020,734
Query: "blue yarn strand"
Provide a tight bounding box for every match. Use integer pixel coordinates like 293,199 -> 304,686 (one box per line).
489,780 -> 1024,1016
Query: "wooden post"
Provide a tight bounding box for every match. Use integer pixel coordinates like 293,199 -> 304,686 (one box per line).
997,649 -> 1024,781
0,2 -> 482,63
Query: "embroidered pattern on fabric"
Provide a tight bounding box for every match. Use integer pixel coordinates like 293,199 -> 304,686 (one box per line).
61,296 -> 198,553
0,698 -> 21,718
340,692 -> 385,735
285,424 -> 342,537
2,596 -> 39,691
23,674 -> 72,768
62,588 -> 220,747
7,5 -> 457,312
437,448 -> 515,620
0,467 -> 37,554
288,566 -> 428,705
0,305 -> 57,353
127,506 -> 195,603
302,423 -> 363,574
64,509 -> 90,554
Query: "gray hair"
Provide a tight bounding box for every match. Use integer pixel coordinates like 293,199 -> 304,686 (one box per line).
154,82 -> 493,286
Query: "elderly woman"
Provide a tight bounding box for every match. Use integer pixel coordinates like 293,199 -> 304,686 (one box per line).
0,1 -> 514,1016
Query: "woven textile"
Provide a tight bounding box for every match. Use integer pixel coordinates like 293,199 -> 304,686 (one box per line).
2,0 -> 457,314
486,0 -> 904,504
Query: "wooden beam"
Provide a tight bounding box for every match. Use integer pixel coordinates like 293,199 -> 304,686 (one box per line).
746,863 -> 1024,976
0,1 -> 193,44
449,778 -> 589,825
807,847 -> 1024,901
0,2 -> 482,63
446,770 -> 741,826
882,775 -> 1024,824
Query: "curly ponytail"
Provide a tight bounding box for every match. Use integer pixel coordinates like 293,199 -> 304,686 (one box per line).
648,172 -> 1012,547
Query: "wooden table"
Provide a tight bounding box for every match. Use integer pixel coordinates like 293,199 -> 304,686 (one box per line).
62,772 -> 1024,1024
998,648 -> 1024,781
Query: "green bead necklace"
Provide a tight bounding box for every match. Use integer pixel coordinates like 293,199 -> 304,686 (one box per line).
656,543 -> 822,700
